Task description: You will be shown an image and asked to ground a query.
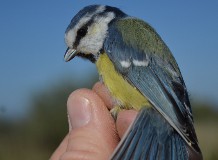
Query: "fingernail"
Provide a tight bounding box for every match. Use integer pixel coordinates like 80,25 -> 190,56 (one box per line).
68,96 -> 91,129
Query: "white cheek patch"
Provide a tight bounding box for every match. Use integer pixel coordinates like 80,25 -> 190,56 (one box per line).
78,12 -> 115,54
65,5 -> 106,48
133,59 -> 149,67
65,16 -> 92,47
120,60 -> 131,68
65,29 -> 76,48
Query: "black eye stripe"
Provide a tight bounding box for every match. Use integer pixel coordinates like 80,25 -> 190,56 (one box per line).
77,27 -> 88,37
73,19 -> 94,48
74,25 -> 88,48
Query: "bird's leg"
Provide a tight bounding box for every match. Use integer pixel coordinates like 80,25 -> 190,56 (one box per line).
110,105 -> 123,120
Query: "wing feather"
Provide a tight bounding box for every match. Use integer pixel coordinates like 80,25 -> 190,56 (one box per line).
104,17 -> 201,153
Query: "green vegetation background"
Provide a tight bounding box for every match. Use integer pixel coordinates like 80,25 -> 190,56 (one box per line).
0,75 -> 217,160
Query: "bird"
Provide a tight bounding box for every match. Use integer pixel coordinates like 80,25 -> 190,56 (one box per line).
64,5 -> 202,160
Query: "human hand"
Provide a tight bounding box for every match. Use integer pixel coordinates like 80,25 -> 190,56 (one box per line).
50,82 -> 137,160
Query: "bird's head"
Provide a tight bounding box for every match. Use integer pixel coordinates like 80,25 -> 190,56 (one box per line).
64,5 -> 126,63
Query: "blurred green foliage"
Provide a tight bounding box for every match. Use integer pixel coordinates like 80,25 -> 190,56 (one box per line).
0,75 -> 97,160
192,102 -> 218,160
0,76 -> 217,160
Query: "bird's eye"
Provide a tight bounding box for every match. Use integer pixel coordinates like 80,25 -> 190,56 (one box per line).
77,27 -> 88,37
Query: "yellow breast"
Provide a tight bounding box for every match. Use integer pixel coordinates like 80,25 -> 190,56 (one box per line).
96,53 -> 150,110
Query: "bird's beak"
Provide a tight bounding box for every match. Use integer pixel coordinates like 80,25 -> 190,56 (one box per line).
64,48 -> 77,62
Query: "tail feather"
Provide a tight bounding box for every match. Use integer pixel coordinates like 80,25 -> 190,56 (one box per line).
111,108 -> 201,160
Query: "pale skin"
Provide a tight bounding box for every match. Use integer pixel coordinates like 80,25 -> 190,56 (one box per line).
50,82 -> 138,160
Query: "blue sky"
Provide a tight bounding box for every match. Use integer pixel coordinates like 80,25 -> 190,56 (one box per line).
0,0 -> 218,119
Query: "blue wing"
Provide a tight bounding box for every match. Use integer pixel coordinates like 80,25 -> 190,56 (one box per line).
104,17 -> 201,158
111,108 -> 191,160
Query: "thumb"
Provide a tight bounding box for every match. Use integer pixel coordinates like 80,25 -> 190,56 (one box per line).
61,89 -> 119,160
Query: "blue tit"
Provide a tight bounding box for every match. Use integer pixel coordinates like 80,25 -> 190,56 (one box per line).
64,5 -> 202,160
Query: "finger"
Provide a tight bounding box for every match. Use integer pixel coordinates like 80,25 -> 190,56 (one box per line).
50,134 -> 69,160
61,89 -> 119,160
116,110 -> 138,138
93,82 -> 138,139
92,82 -> 114,110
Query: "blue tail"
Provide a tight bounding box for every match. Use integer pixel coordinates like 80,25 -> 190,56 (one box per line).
111,108 -> 202,160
